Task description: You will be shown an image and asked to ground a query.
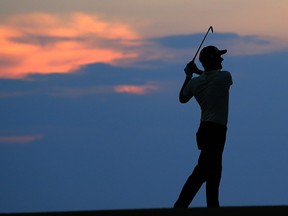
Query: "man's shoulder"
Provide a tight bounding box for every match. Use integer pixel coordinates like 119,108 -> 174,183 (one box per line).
220,70 -> 233,85
221,70 -> 231,75
219,70 -> 232,79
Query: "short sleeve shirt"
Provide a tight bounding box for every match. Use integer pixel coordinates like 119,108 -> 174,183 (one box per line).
183,70 -> 233,126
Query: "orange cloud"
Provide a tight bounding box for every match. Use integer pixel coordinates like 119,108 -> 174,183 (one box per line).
114,82 -> 159,95
0,134 -> 43,144
0,13 -> 141,79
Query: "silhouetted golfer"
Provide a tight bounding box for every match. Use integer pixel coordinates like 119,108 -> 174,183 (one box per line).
174,45 -> 233,208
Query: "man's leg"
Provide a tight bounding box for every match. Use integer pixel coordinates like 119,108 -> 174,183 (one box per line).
204,124 -> 226,207
173,164 -> 205,208
205,163 -> 222,207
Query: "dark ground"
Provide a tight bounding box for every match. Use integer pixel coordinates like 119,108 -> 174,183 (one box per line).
1,206 -> 288,216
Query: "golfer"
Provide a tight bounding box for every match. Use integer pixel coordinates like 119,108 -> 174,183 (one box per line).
174,45 -> 233,208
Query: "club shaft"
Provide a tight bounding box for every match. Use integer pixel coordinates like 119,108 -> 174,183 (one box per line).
192,26 -> 213,62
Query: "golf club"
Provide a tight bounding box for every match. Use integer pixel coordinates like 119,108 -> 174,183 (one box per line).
192,26 -> 213,62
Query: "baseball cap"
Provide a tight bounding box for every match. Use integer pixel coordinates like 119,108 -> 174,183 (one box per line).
199,45 -> 227,63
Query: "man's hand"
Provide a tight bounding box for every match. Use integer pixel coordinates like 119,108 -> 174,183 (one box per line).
184,61 -> 203,77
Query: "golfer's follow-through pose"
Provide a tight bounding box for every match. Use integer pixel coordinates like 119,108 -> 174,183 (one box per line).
174,45 -> 233,208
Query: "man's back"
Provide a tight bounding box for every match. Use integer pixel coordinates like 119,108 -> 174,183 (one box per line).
183,70 -> 232,126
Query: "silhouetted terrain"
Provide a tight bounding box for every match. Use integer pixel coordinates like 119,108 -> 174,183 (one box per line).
1,206 -> 287,216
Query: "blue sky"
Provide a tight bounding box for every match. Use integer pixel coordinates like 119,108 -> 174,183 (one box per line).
1,0 -> 288,213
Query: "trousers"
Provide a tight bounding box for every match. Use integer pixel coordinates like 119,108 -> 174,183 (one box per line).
174,121 -> 227,208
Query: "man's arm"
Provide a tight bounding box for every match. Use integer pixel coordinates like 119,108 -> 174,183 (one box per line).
179,76 -> 192,103
179,61 -> 202,103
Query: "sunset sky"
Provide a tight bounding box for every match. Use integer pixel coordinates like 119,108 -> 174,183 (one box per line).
1,0 -> 288,213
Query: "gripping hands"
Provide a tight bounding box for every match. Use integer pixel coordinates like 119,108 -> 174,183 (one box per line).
184,61 -> 203,78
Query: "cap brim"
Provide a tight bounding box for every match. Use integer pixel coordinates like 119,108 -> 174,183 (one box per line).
219,49 -> 227,55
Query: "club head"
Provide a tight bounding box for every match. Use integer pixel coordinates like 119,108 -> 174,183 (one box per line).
209,26 -> 214,33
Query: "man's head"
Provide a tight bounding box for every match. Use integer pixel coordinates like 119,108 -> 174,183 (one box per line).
199,45 -> 227,71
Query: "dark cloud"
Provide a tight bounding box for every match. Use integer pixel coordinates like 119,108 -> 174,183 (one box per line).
9,32 -> 134,50
0,54 -> 21,67
150,32 -> 272,49
10,33 -> 81,47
